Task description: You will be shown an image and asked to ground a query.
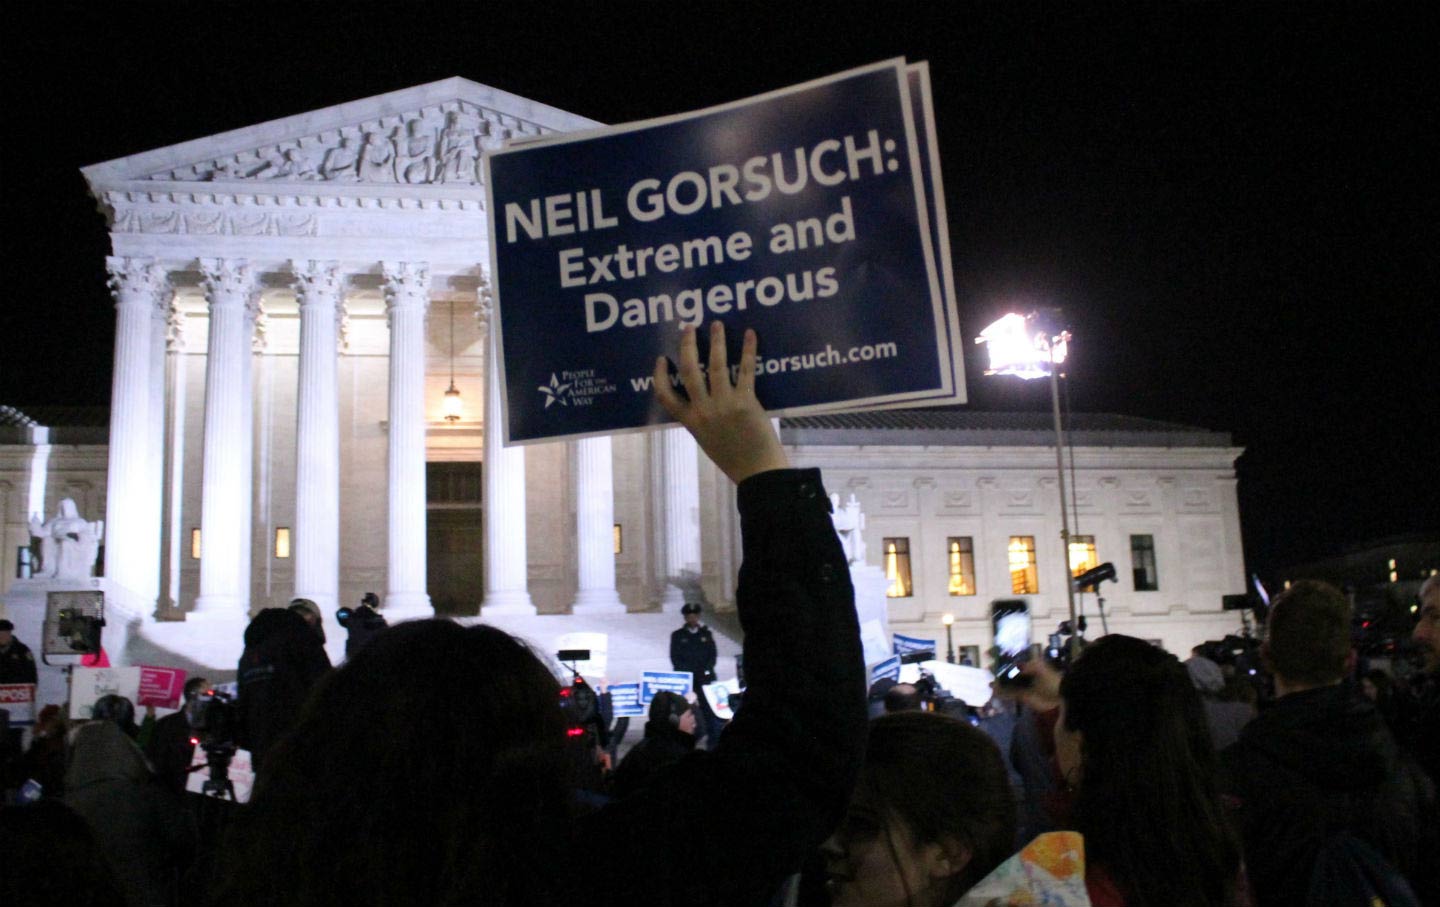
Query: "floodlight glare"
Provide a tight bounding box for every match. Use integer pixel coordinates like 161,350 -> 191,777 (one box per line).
974,312 -> 1068,380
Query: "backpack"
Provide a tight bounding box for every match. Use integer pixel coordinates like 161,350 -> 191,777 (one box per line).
1307,832 -> 1420,907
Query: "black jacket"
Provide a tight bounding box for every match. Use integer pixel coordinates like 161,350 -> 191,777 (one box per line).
237,609 -> 331,772
1222,684 -> 1438,907
582,468 -> 867,907
0,638 -> 38,684
610,718 -> 698,799
670,623 -> 718,687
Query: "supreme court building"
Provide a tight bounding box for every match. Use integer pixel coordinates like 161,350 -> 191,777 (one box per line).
0,78 -> 1251,676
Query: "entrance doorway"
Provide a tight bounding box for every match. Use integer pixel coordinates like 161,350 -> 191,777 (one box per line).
427,462 -> 483,616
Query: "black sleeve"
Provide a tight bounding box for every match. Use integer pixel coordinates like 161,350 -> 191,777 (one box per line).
583,468 -> 867,907
669,629 -> 682,672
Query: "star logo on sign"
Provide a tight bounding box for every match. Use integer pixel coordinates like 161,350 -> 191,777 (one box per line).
538,373 -> 571,408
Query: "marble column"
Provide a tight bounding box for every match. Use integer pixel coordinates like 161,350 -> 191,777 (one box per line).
659,426 -> 702,610
139,293 -> 168,602
571,436 -> 625,614
481,304 -> 535,615
103,257 -> 168,603
290,261 -> 342,615
194,259 -> 258,614
381,262 -> 431,618
162,309 -> 188,610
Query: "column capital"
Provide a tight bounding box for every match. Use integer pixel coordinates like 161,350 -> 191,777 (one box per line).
381,261 -> 430,318
290,260 -> 344,306
105,257 -> 168,308
199,258 -> 258,311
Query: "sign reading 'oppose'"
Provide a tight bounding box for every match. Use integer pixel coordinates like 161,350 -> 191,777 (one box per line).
485,59 -> 964,444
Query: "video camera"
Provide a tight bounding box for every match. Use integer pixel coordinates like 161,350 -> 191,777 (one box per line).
337,594 -> 388,657
184,688 -> 241,799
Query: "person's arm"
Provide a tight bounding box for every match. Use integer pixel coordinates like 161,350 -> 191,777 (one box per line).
584,324 -> 866,906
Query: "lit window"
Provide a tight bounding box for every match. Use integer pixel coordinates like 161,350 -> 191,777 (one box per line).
275,527 -> 291,559
613,524 -> 623,555
190,528 -> 201,560
1008,536 -> 1038,594
947,537 -> 976,596
1069,535 -> 1098,577
884,537 -> 913,598
1130,534 -> 1159,591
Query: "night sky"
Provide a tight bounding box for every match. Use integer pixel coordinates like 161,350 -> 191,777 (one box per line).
3,4 -> 1435,577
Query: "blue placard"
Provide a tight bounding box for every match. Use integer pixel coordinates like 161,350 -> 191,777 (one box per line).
486,59 -> 962,444
870,655 -> 903,685
640,670 -> 694,704
892,634 -> 937,658
608,682 -> 644,718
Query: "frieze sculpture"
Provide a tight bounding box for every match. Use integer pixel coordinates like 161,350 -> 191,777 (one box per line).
147,103 -> 545,187
29,499 -> 104,581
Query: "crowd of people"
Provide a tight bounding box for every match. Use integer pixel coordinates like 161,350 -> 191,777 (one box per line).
2,322 -> 1437,906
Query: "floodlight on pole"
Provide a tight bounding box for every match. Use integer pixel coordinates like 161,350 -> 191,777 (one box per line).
975,312 -> 1079,655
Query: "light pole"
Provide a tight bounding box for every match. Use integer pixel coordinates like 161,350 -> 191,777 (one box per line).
942,612 -> 955,664
975,313 -> 1079,657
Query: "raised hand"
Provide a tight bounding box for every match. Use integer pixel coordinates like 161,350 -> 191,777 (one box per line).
653,322 -> 789,485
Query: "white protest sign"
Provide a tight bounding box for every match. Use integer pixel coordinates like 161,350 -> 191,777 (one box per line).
701,677 -> 741,722
69,667 -> 142,720
860,619 -> 893,669
0,684 -> 37,724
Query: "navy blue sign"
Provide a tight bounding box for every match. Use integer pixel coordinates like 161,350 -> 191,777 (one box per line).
640,670 -> 693,704
870,655 -> 903,685
892,634 -> 938,658
607,682 -> 644,718
486,60 -> 961,444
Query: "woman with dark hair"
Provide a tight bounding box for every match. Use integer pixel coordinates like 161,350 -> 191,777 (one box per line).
209,323 -> 868,907
822,711 -> 1017,907
1034,635 -> 1244,906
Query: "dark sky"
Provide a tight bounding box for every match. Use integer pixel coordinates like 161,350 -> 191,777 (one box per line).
3,3 -> 1436,576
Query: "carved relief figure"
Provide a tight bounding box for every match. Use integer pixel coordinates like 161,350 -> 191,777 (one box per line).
29,499 -> 104,580
393,118 -> 435,184
319,137 -> 361,181
357,131 -> 395,182
436,111 -> 479,184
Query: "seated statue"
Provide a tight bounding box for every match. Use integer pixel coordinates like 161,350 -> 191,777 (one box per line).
29,498 -> 104,580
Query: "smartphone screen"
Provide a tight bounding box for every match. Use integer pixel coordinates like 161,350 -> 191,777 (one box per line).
991,598 -> 1031,680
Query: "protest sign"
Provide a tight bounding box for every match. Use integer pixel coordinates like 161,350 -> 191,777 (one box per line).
486,59 -> 963,444
640,669 -> 693,704
607,682 -> 644,718
0,684 -> 37,725
892,633 -> 937,659
69,667 -> 142,720
701,677 -> 741,722
869,656 -> 902,686
137,666 -> 187,709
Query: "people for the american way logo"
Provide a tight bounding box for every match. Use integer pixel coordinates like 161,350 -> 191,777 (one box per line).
538,373 -> 572,408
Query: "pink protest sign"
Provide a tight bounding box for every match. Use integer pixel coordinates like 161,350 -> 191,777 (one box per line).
137,666 -> 187,709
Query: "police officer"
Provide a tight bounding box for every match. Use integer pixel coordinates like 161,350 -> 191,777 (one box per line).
0,619 -> 38,684
670,603 -> 721,747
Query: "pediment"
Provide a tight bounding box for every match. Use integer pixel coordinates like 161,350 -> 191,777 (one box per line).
83,77 -> 601,193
